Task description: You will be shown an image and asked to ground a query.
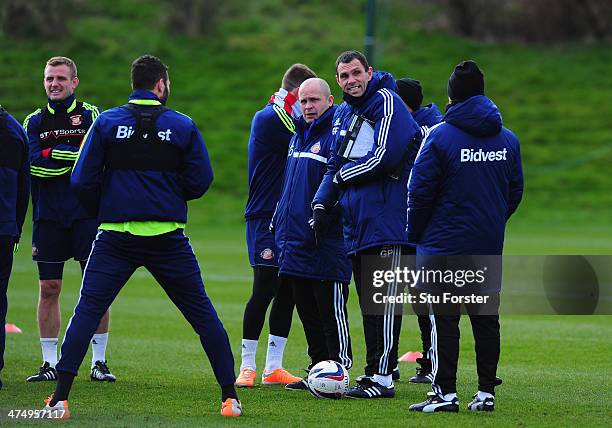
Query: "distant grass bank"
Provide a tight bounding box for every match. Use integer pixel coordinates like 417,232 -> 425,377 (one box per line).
1,0 -> 610,244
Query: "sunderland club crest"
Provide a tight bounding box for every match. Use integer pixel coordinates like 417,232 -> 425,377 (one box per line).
69,114 -> 83,126
260,248 -> 274,260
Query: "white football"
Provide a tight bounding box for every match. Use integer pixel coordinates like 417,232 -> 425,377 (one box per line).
307,360 -> 349,399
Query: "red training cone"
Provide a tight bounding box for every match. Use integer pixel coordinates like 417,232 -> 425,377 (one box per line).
398,351 -> 423,362
5,323 -> 23,333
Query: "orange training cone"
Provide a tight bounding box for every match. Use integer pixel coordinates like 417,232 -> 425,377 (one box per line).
398,351 -> 422,362
5,323 -> 23,333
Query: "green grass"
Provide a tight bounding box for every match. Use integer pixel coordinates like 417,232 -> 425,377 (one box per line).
2,219 -> 611,426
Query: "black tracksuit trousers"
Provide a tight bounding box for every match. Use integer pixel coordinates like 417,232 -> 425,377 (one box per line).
430,300 -> 500,395
352,245 -> 413,377
288,275 -> 352,369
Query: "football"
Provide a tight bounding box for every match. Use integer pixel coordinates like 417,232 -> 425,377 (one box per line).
307,360 -> 350,399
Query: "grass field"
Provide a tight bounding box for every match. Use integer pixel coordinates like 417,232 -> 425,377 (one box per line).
2,213 -> 611,426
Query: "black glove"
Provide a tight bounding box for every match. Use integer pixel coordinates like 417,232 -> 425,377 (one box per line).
312,205 -> 332,246
333,170 -> 347,189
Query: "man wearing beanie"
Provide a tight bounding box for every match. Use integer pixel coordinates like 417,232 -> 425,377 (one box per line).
407,60 -> 523,413
395,77 -> 443,385
396,78 -> 423,112
313,50 -> 421,399
447,60 -> 485,104
397,77 -> 443,129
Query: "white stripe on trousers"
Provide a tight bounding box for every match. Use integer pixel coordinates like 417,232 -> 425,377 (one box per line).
379,245 -> 401,374
333,282 -> 352,369
428,304 -> 442,395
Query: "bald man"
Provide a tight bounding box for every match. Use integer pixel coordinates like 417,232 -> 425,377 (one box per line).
272,78 -> 353,390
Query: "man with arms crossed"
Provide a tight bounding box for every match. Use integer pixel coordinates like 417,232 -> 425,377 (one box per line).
23,57 -> 114,383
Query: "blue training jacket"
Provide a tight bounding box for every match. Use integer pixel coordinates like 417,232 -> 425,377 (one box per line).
313,71 -> 421,255
71,90 -> 213,223
24,95 -> 99,225
407,95 -> 524,255
273,105 -> 352,283
0,108 -> 30,239
412,102 -> 443,128
244,97 -> 296,220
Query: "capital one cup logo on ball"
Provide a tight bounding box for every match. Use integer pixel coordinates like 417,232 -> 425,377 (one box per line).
307,360 -> 349,399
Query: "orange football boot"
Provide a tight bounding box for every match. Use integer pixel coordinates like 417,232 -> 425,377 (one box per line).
221,398 -> 242,417
43,394 -> 70,420
235,368 -> 257,387
262,368 -> 302,385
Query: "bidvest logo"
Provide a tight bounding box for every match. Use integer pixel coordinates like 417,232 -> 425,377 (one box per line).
460,148 -> 507,162
116,126 -> 172,141
116,126 -> 135,139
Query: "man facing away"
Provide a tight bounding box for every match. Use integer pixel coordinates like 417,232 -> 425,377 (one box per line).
407,60 -> 523,413
42,54 -> 242,418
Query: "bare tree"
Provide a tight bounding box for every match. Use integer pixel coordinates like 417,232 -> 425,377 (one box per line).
427,0 -> 612,43
166,0 -> 222,37
0,0 -> 75,39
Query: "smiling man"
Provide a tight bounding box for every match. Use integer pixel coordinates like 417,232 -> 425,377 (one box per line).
23,57 -> 115,384
313,50 -> 421,399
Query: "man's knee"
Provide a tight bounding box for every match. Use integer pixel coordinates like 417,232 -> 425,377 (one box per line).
40,280 -> 62,300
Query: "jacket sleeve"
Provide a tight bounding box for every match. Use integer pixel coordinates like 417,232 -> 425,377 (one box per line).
13,120 -> 30,241
507,141 -> 524,219
48,143 -> 80,163
406,133 -> 444,244
270,105 -> 296,154
313,133 -> 341,211
337,89 -> 419,185
271,134 -> 297,228
71,119 -> 105,215
24,112 -> 73,178
179,121 -> 214,201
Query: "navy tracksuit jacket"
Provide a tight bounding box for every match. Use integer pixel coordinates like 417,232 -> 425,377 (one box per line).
273,105 -> 351,283
0,107 -> 30,372
407,95 -> 523,255
56,90 -> 235,387
24,95 -> 98,225
313,72 -> 421,255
